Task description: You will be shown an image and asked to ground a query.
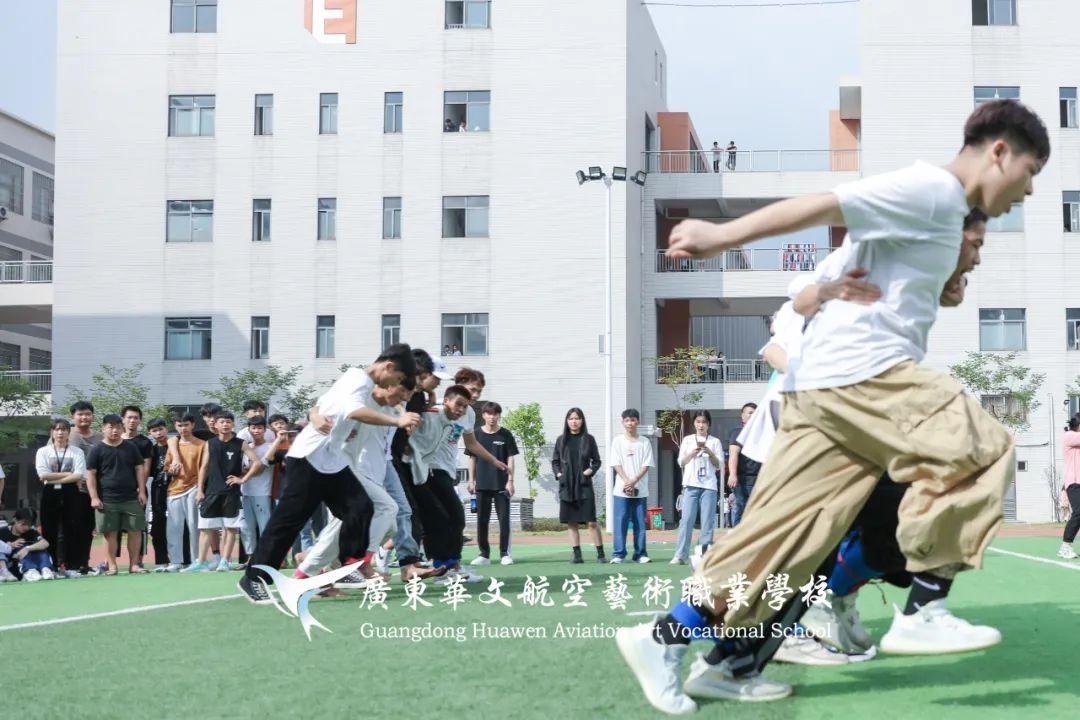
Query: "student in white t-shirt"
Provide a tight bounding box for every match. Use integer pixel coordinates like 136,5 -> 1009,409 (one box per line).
618,99 -> 1049,713
670,410 -> 722,565
237,416 -> 273,557
608,409 -> 655,564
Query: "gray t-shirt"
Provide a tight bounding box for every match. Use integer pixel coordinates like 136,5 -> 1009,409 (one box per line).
70,431 -> 102,456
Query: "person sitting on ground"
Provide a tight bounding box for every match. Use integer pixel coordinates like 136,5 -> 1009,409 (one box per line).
0,508 -> 56,581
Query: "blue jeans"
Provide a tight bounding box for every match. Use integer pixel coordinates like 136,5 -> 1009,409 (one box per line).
731,479 -> 756,527
613,496 -> 648,560
241,496 -> 272,556
20,549 -> 53,573
673,487 -> 717,560
382,460 -> 419,563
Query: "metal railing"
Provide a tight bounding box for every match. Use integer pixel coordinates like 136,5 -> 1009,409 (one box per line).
0,261 -> 53,283
655,247 -> 834,273
643,149 -> 860,174
0,370 -> 52,393
655,359 -> 772,384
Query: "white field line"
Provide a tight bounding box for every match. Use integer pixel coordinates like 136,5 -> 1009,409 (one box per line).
986,546 -> 1080,572
0,593 -> 241,633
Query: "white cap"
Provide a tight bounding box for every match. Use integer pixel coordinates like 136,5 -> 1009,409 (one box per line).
432,358 -> 454,381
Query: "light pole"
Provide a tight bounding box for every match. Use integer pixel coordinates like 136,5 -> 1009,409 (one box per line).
576,166 -> 648,532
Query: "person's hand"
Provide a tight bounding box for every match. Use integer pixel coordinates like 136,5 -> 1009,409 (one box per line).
225,475 -> 243,486
397,412 -> 421,431
494,461 -> 509,474
196,490 -> 205,504
10,538 -> 25,550
666,219 -> 724,260
138,489 -> 147,507
940,274 -> 967,307
467,481 -> 476,495
818,268 -> 882,305
623,483 -> 635,495
583,468 -> 593,477
727,476 -> 737,489
168,461 -> 182,474
506,482 -> 515,497
15,547 -> 28,561
90,497 -> 103,510
312,413 -> 334,434
77,478 -> 88,493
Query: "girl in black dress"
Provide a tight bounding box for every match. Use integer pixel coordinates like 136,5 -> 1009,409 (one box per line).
552,408 -> 606,564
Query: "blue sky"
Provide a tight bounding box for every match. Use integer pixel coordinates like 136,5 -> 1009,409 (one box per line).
2,1 -> 858,145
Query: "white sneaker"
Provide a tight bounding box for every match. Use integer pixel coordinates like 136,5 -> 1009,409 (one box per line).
40,567 -> 55,580
470,556 -> 491,566
23,569 -> 42,582
374,546 -> 391,573
637,556 -> 652,564
669,557 -> 687,566
456,568 -> 486,583
164,563 -> 183,573
683,654 -> 793,702
880,600 -> 1002,655
500,556 -> 514,566
772,635 -> 849,666
1058,542 -> 1078,560
802,593 -> 873,654
0,568 -> 17,582
615,622 -> 697,715
610,556 -> 625,564
689,545 -> 707,572
63,569 -> 82,579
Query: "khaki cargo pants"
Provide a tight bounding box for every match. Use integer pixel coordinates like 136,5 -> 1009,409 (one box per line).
699,361 -> 1014,628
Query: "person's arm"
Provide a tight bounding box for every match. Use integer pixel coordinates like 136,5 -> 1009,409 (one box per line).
166,436 -> 182,473
228,443 -> 263,486
505,453 -> 515,496
667,194 -> 844,260
611,440 -> 630,483
583,437 -> 601,477
551,440 -> 563,480
86,468 -> 102,509
135,448 -> 148,506
35,449 -> 69,483
703,438 -> 721,469
761,343 -> 789,374
677,438 -> 699,468
463,432 -> 508,473
727,442 -> 740,489
793,269 -> 882,318
196,446 -> 210,501
467,455 -> 476,495
1064,432 -> 1080,449
347,406 -> 420,430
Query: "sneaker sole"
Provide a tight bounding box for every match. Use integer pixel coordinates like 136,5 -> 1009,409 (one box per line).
683,674 -> 793,702
879,634 -> 1002,655
772,648 -> 849,666
236,579 -> 274,605
615,629 -> 697,715
333,581 -> 369,590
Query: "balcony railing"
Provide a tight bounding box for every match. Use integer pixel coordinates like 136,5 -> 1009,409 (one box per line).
655,359 -> 772,384
643,149 -> 860,174
0,261 -> 53,283
0,370 -> 52,393
655,247 -> 833,273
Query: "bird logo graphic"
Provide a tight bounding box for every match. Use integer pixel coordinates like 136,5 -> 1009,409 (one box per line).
251,561 -> 362,640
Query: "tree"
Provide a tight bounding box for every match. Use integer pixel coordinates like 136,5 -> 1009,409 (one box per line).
948,351 -> 1044,433
204,365 -> 321,421
0,373 -> 49,453
502,402 -> 546,499
650,346 -> 715,449
61,364 -> 172,428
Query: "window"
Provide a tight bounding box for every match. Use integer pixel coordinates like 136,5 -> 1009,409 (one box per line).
254,94 -> 273,135
318,198 -> 337,240
169,95 -> 215,137
28,348 -> 51,371
251,316 -> 269,359
987,202 -> 1023,232
981,394 -> 1027,424
442,313 -> 488,355
1060,88 -> 1078,129
384,92 -> 403,133
382,314 -> 400,350
654,51 -> 659,83
972,0 -> 1016,26
30,173 -> 53,225
1017,460 -> 1027,472
252,199 -> 271,242
316,316 -> 336,358
167,200 -> 213,242
383,197 -> 402,239
1070,395 -> 1080,417
171,0 -> 217,33
0,158 -> 23,215
979,308 -> 1026,351
0,341 -> 19,370
1067,309 -> 1080,350
0,245 -> 19,262
973,86 -> 1019,106
445,0 -> 491,28
444,91 -> 490,132
165,317 -> 212,360
442,195 -> 489,237
319,93 -> 338,134
1064,191 -> 1080,232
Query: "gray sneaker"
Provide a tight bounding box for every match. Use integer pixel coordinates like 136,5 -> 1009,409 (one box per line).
683,654 -> 794,701
615,622 -> 697,715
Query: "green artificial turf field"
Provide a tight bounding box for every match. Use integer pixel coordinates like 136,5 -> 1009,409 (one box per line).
0,535 -> 1076,720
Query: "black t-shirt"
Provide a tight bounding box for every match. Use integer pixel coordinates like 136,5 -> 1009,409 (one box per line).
150,442 -> 170,481
86,440 -> 144,503
392,390 -> 431,461
193,429 -> 215,442
728,425 -> 761,481
0,526 -> 41,544
126,434 -> 153,462
472,427 -> 519,491
206,436 -> 245,496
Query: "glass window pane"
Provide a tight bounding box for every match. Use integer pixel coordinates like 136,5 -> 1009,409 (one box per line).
1003,309 -> 1025,321
200,107 -> 215,136
319,198 -> 336,210
171,6 -> 195,32
1063,88 -> 1077,100
445,91 -> 469,104
464,325 -> 488,355
469,91 -> 491,102
385,92 -> 402,103
979,308 -> 1000,321
465,1 -> 489,27
443,209 -> 465,237
167,214 -> 190,242
980,323 -> 1003,350
443,313 -> 466,325
469,102 -> 490,131
1003,323 -> 1024,349
196,3 -> 216,32
443,196 -> 466,208
191,213 -> 212,242
466,207 -> 489,237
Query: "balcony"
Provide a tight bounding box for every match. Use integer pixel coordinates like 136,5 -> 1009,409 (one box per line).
655,359 -> 772,384
0,261 -> 53,284
643,149 -> 860,175
655,247 -> 834,273
0,370 -> 52,393
0,261 -> 53,324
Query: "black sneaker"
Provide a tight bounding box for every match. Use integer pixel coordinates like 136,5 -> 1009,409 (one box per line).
333,570 -> 369,589
571,549 -> 584,565
237,575 -> 274,605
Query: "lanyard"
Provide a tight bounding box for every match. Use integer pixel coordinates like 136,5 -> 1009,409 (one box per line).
53,444 -> 68,490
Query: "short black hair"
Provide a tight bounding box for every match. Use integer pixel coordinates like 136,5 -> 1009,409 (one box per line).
147,418 -> 167,430
621,408 -> 640,420
412,348 -> 435,375
214,410 -> 236,422
376,343 -> 417,379
13,507 -> 35,524
247,415 -> 267,428
101,413 -> 123,426
741,403 -> 758,413
964,207 -> 988,229
242,400 -> 266,413
49,417 -> 72,432
444,384 -> 473,402
963,99 -> 1050,162
175,413 -> 197,425
455,367 -> 486,387
70,400 -> 94,414
121,405 -> 142,419
401,374 -> 417,392
692,409 -> 712,425
267,413 -> 289,426
200,402 -> 222,416
482,401 -> 502,415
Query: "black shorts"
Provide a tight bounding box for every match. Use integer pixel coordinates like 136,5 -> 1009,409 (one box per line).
200,492 -> 241,519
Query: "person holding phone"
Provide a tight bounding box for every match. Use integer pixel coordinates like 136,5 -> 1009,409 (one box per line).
609,409 -> 655,564
671,410 -> 723,565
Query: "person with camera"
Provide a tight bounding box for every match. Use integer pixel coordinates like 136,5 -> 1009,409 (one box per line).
609,409 -> 655,564
670,410 -> 723,565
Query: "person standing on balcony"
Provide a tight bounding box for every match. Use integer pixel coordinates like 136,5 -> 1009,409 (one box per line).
726,402 -> 759,526
726,140 -> 738,170
712,142 -> 722,173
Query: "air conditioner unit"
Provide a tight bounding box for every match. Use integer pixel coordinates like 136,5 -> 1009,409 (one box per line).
0,206 -> 8,220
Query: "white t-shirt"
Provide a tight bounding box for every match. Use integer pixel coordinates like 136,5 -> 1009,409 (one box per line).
287,368 -> 373,474
608,434 -> 655,499
678,434 -> 723,491
34,443 -> 87,488
241,441 -> 273,497
429,404 -> 476,475
784,162 -> 968,392
238,425 -> 276,445
345,399 -> 396,482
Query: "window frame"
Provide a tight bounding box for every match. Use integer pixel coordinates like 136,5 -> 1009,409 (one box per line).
166,200 -> 214,243
383,197 -> 402,239
251,316 -> 270,360
316,315 -> 336,359
384,92 -> 404,134
168,95 -> 216,137
1064,191 -> 1080,232
444,0 -> 491,29
252,199 -> 271,242
319,93 -> 339,135
441,312 -> 489,356
28,347 -> 51,372
980,393 -> 1027,424
31,172 -> 53,225
317,198 -> 337,241
979,308 -> 1027,351
164,317 -> 213,361
170,0 -> 218,33
1067,308 -> 1080,350
0,158 -> 24,215
973,86 -> 1019,107
254,93 -> 274,136
972,0 -> 1017,26
442,195 -> 490,238
381,314 -> 401,351
0,341 -> 20,370
443,90 -> 490,132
